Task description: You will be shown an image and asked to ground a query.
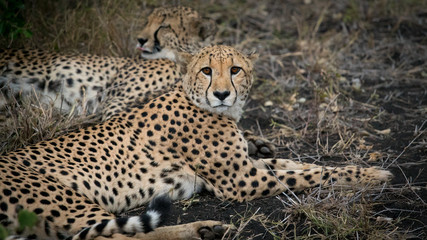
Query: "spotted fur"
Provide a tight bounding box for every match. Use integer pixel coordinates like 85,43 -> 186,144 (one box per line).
0,45 -> 392,239
0,49 -> 180,120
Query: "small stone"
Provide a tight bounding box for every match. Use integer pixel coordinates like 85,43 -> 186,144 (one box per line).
297,97 -> 306,103
352,78 -> 361,91
264,100 -> 273,106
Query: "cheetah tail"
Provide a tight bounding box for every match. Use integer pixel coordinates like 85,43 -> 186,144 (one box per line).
71,195 -> 171,240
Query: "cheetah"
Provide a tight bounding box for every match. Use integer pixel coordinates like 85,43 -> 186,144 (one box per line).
0,6 -> 216,120
0,45 -> 392,239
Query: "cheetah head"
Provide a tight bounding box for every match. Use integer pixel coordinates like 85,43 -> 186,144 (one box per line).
137,7 -> 217,61
182,45 -> 258,121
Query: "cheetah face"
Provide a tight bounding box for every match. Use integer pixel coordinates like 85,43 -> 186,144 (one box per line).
137,7 -> 217,61
137,25 -> 178,61
182,45 -> 257,121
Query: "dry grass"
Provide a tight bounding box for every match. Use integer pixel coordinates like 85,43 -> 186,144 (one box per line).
279,188 -> 407,239
1,0 -> 155,56
0,95 -> 98,154
1,0 -> 426,239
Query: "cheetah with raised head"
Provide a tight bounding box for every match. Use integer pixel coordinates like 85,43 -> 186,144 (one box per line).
0,45 -> 392,239
0,6 -> 216,120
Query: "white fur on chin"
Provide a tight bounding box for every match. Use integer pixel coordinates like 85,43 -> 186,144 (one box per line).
140,48 -> 176,62
197,98 -> 246,122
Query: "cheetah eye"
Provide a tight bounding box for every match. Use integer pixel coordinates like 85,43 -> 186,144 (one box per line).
201,67 -> 212,76
230,66 -> 241,75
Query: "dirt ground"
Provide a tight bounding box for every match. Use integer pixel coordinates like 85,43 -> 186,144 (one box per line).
1,0 -> 426,239
128,1 -> 426,238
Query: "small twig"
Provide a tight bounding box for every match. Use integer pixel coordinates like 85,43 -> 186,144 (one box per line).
256,119 -> 264,138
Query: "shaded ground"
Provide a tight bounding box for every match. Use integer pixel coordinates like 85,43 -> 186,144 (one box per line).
162,1 -> 427,238
132,1 -> 427,236
1,0 -> 427,239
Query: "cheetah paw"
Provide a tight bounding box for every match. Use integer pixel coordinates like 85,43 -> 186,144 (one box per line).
198,222 -> 235,240
244,130 -> 276,158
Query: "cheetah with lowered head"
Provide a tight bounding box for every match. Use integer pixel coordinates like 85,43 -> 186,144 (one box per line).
0,46 -> 392,239
0,6 -> 216,120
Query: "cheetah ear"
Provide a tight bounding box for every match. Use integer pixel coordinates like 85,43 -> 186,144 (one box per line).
200,18 -> 218,40
192,17 -> 218,40
246,49 -> 259,62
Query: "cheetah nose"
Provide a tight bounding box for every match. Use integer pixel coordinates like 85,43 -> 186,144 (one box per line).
213,91 -> 230,101
138,38 -> 148,46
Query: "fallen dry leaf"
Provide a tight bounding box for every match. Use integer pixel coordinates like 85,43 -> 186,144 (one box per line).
375,128 -> 391,135
368,152 -> 383,162
358,143 -> 373,151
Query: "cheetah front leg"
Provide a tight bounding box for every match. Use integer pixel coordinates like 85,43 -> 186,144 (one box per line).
212,161 -> 392,202
249,158 -> 392,186
94,221 -> 233,240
